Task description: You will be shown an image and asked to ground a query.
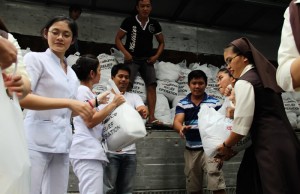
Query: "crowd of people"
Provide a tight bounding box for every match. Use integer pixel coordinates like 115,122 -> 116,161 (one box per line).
1,0 -> 300,194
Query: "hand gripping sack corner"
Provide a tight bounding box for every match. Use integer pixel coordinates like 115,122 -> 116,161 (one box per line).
0,67 -> 31,194
102,79 -> 147,151
198,104 -> 251,157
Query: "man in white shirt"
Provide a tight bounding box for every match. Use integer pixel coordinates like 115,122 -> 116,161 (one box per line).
104,64 -> 148,194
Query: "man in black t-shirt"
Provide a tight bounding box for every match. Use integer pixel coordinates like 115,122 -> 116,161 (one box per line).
115,0 -> 165,125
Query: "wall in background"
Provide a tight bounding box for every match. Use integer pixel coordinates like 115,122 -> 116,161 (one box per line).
0,0 -> 281,60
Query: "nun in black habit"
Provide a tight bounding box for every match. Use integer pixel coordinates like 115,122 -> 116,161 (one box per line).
216,37 -> 300,194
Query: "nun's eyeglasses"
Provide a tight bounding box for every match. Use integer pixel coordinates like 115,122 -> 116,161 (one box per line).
225,55 -> 239,65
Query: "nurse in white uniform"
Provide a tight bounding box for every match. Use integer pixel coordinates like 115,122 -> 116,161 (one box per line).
20,16 -> 94,194
70,55 -> 125,194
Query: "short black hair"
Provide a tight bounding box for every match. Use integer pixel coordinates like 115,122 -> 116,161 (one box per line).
218,67 -> 233,78
188,70 -> 208,85
111,64 -> 131,77
72,54 -> 99,81
135,0 -> 152,6
41,15 -> 78,41
69,5 -> 82,14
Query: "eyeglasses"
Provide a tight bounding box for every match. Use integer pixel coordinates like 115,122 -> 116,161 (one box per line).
225,55 -> 239,65
48,30 -> 72,39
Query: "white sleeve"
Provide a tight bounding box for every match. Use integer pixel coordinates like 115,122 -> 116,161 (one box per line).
24,52 -> 42,91
232,80 -> 255,136
76,86 -> 94,101
277,8 -> 300,92
132,93 -> 144,109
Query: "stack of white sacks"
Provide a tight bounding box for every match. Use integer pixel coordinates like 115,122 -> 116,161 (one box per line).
65,50 -> 300,129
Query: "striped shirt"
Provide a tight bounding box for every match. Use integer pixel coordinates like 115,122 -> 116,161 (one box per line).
175,93 -> 221,149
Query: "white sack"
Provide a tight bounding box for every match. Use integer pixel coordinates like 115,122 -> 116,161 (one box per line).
282,92 -> 300,115
154,94 -> 172,125
102,79 -> 147,151
286,112 -> 297,129
110,47 -> 124,63
66,52 -> 80,66
198,104 -> 251,157
132,75 -> 147,103
97,53 -> 117,85
177,67 -> 191,96
155,61 -> 180,81
0,68 -> 31,194
156,80 -> 178,102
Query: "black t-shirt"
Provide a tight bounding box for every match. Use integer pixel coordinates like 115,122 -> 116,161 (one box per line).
120,16 -> 162,57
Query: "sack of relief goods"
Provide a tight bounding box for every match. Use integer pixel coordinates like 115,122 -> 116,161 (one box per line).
102,79 -> 147,151
198,104 -> 251,157
0,66 -> 31,194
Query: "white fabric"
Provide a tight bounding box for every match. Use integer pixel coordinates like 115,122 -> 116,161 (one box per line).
66,52 -> 80,66
131,75 -> 147,103
24,49 -> 79,153
93,83 -> 108,95
29,150 -> 69,194
70,85 -> 108,162
21,47 -> 31,57
106,92 -> 145,154
155,61 -> 180,81
156,80 -> 179,102
190,63 -> 213,78
198,104 -> 233,157
205,88 -> 224,104
110,47 -> 124,63
286,112 -> 298,128
97,53 -> 117,85
0,68 -> 30,194
3,33 -> 29,79
232,65 -> 255,136
277,8 -> 300,92
217,97 -> 232,116
198,104 -> 252,157
154,93 -> 172,125
282,92 -> 300,115
177,67 -> 191,96
70,159 -> 104,194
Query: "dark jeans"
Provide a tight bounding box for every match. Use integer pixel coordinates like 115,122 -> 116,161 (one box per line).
104,153 -> 137,194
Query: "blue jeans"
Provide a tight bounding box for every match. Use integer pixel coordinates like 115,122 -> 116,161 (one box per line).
104,153 -> 137,194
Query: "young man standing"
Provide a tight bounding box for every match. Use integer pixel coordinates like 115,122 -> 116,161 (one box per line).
115,0 -> 164,125
173,70 -> 227,194
104,64 -> 148,194
69,5 -> 82,21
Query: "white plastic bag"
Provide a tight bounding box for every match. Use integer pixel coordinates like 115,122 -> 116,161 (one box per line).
110,47 -> 124,63
66,52 -> 80,66
102,79 -> 147,151
198,104 -> 251,157
0,67 -> 31,194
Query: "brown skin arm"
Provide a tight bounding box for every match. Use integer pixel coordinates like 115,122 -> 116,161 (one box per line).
215,131 -> 244,161
4,73 -> 31,99
290,57 -> 300,89
147,33 -> 165,64
0,38 -> 17,69
115,29 -> 132,62
20,93 -> 94,121
173,113 -> 191,138
85,94 -> 125,128
136,105 -> 148,119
